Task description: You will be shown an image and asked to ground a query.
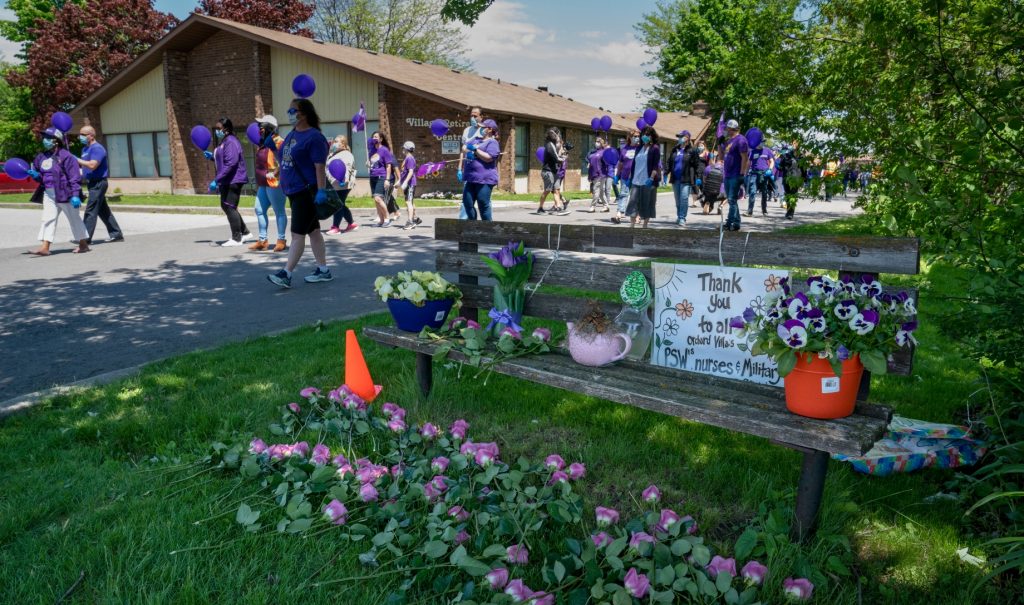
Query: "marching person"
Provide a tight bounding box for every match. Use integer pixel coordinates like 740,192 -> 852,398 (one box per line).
27,127 -> 88,255
327,135 -> 358,234
585,136 -> 611,213
251,115 -> 287,251
536,128 -> 567,215
668,130 -> 698,226
625,125 -> 661,228
747,140 -> 774,217
722,119 -> 749,231
367,130 -> 395,227
461,119 -> 500,220
76,125 -> 123,244
457,106 -> 485,220
205,118 -> 252,246
267,98 -> 335,289
612,128 -> 640,224
398,141 -> 421,230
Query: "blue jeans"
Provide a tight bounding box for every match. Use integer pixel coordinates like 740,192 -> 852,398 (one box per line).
745,173 -> 759,213
255,185 -> 287,241
462,183 -> 493,220
615,179 -> 631,213
725,176 -> 743,227
672,182 -> 690,221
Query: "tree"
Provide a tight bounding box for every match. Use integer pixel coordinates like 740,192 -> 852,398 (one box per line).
198,0 -> 314,37
438,0 -> 493,25
0,63 -> 37,158
5,0 -> 176,130
308,0 -> 468,69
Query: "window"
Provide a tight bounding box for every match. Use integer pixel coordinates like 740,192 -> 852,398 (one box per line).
106,134 -> 131,178
106,131 -> 171,178
579,132 -> 596,171
155,132 -> 171,177
514,124 -> 529,174
129,133 -> 156,177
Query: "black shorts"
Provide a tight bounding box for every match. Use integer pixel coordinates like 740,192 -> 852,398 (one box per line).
289,189 -> 321,235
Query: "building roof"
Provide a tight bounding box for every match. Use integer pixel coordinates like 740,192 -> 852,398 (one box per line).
74,14 -> 710,142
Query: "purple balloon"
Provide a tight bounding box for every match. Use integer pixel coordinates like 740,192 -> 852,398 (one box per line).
246,122 -> 261,145
3,157 -> 29,180
190,125 -> 211,151
590,117 -> 601,131
635,118 -> 647,131
430,118 -> 449,138
292,73 -> 316,98
599,115 -> 612,131
745,127 -> 763,149
536,146 -> 545,162
51,111 -> 73,133
602,147 -> 620,166
643,107 -> 658,126
328,158 -> 347,182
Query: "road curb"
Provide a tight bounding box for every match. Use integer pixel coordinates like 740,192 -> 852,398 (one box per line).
0,200 -> 536,217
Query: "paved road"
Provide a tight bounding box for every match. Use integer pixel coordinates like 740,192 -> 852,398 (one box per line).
0,192 -> 862,403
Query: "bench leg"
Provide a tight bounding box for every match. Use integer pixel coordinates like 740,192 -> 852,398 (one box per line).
792,449 -> 829,543
415,352 -> 433,397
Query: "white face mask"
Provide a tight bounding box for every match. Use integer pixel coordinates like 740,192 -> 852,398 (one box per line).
632,137 -> 640,145
594,143 -> 601,149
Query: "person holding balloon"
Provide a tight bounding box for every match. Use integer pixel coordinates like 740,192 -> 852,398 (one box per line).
367,130 -> 395,227
625,124 -> 662,229
76,125 -> 124,244
327,135 -> 358,234
249,115 -> 287,252
611,128 -> 640,224
267,97 -> 335,289
205,118 -> 252,246
461,119 -> 500,220
25,127 -> 89,255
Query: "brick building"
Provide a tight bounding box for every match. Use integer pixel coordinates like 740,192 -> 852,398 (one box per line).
71,14 -> 711,196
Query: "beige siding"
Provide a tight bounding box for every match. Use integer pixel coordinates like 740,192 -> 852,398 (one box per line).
270,47 -> 379,123
99,66 -> 168,134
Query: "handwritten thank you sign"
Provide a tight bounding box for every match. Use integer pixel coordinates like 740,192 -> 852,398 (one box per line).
651,263 -> 789,385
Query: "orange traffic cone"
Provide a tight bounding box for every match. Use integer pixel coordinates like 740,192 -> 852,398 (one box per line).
345,329 -> 380,402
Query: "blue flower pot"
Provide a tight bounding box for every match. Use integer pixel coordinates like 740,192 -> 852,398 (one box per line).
387,298 -> 455,333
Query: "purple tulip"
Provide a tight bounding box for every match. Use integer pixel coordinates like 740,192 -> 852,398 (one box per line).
595,506 -> 619,527
359,483 -> 379,503
490,245 -> 516,269
249,438 -> 268,454
423,481 -> 443,501
431,456 -> 450,474
706,555 -> 737,578
504,579 -> 533,601
388,417 -> 407,433
390,463 -> 404,478
421,422 -> 439,440
741,560 -> 768,586
656,508 -> 682,532
473,442 -> 499,467
382,402 -> 404,418
485,568 -> 509,590
450,419 -> 469,440
449,316 -> 468,330
544,454 -> 565,471
448,505 -> 470,522
548,470 -> 569,485
624,567 -> 651,598
499,326 -> 521,339
777,319 -> 809,348
783,577 -> 814,600
742,307 -> 757,323
299,387 -> 320,398
322,499 -> 348,525
454,529 -> 471,545
568,462 -> 586,480
643,485 -> 662,504
506,544 -> 529,564
287,402 -> 301,414
531,327 -> 551,342
268,444 -> 288,460
629,531 -> 656,552
311,443 -> 331,465
531,593 -> 554,605
291,442 -> 310,458
591,531 -> 613,548
681,514 -> 698,534
466,319 -> 481,329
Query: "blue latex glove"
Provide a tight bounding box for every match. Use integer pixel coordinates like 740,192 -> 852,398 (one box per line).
208,180 -> 218,192
466,151 -> 476,162
645,178 -> 654,187
466,143 -> 477,151
203,151 -> 214,161
623,179 -> 632,188
457,170 -> 464,182
70,196 -> 81,208
765,170 -> 773,179
27,168 -> 40,180
613,175 -> 620,186
314,189 -> 328,205
696,178 -> 702,187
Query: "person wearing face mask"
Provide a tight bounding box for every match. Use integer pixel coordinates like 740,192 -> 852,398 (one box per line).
584,137 -> 611,213
745,134 -> 774,218
76,126 -> 123,244
611,129 -> 640,224
535,127 -> 568,215
27,127 -> 88,255
692,140 -> 707,207
668,130 -> 699,226
368,130 -> 395,227
461,119 -> 500,220
455,107 -> 484,220
205,118 -> 252,246
250,115 -> 287,251
327,135 -> 358,234
267,98 -> 335,289
625,126 -> 662,228
398,141 -> 421,230
722,119 -> 750,231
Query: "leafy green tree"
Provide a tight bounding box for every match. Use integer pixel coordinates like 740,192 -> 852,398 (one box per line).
0,63 -> 36,158
438,0 -> 492,25
0,0 -> 82,49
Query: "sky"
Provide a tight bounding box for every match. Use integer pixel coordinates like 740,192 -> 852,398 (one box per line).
1,0 -> 663,113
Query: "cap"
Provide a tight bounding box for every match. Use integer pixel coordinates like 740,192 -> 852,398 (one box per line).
676,130 -> 691,138
482,119 -> 498,130
726,119 -> 739,129
42,127 -> 64,141
402,141 -> 415,151
257,114 -> 278,129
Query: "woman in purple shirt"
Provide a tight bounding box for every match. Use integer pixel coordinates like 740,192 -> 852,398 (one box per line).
27,127 -> 88,255
208,118 -> 252,246
368,131 -> 395,227
462,119 -> 500,220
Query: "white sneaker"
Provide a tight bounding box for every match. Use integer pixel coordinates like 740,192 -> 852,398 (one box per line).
221,239 -> 243,247
381,220 -> 392,228
241,233 -> 256,243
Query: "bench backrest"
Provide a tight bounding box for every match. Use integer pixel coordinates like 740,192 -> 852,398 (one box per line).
434,219 -> 920,380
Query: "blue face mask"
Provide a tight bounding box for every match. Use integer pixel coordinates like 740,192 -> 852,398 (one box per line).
215,129 -> 225,140
287,110 -> 299,125
470,117 -> 478,127
641,135 -> 651,144
42,138 -> 55,150
79,135 -> 89,146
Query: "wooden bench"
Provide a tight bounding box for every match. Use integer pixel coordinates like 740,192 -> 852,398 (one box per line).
365,219 -> 920,540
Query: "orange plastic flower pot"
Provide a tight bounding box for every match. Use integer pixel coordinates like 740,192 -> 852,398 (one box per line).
784,354 -> 864,419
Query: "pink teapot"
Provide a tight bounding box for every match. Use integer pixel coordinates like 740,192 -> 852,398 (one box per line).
566,322 -> 632,367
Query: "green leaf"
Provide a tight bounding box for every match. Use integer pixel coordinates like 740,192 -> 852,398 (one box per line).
449,545 -> 468,565
612,589 -> 632,605
553,560 -> 566,583
776,348 -> 797,376
287,518 -> 313,533
606,536 -> 627,558
860,349 -> 888,374
671,539 -> 692,556
423,540 -> 448,559
715,571 -> 733,593
372,531 -> 395,546
457,556 -> 491,577
482,544 -> 507,558
235,503 -> 259,526
734,528 -> 757,560
569,587 -> 590,605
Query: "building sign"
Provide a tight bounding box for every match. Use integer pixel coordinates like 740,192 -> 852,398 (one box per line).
441,140 -> 461,155
650,263 -> 789,385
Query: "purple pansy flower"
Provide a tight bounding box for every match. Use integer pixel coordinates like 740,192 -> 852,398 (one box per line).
299,387 -> 320,398
656,508 -> 682,532
743,307 -> 757,323
628,531 -> 656,552
849,309 -> 879,335
311,443 -> 331,465
859,275 -> 883,297
729,315 -> 747,330
787,292 -> 810,318
420,422 -> 439,440
431,456 -> 450,473
896,321 -> 918,346
359,482 -> 378,502
805,308 -> 827,332
706,555 -> 737,578
454,529 -> 470,545
388,417 -> 407,433
287,402 -> 301,414
777,319 -> 808,348
834,299 -> 858,320
450,419 -> 469,440
504,579 -> 533,602
548,470 -> 569,485
448,505 -> 470,522
531,327 -> 551,342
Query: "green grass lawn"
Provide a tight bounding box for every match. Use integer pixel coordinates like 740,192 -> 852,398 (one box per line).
0,217 -> 1007,603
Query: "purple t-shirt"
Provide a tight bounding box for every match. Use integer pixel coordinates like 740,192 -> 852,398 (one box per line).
751,146 -> 774,172
463,137 -> 500,185
587,149 -> 608,180
617,145 -> 638,182
370,145 -> 394,178
723,134 -> 749,179
279,128 -> 329,196
401,154 -> 417,188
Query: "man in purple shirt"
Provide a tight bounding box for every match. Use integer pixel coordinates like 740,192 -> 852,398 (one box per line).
722,120 -> 749,231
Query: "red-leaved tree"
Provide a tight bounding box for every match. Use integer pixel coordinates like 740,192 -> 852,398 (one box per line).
6,0 -> 177,131
199,0 -> 314,37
